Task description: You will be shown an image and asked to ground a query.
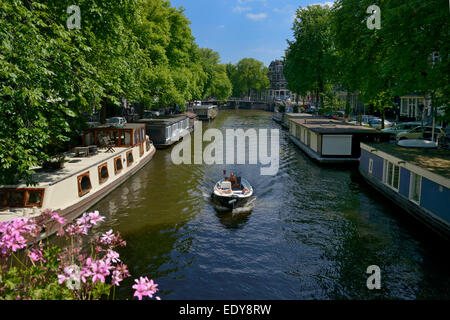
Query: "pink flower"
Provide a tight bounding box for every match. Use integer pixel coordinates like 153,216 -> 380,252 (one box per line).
58,274 -> 68,284
28,249 -> 45,263
90,260 -> 111,283
105,249 -> 120,263
51,212 -> 66,225
100,230 -> 114,245
132,277 -> 159,300
88,211 -> 105,225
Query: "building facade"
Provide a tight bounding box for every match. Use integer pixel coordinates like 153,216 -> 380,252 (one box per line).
267,60 -> 295,101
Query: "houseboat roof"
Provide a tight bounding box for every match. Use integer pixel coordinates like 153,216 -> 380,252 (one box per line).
363,142 -> 450,179
88,123 -> 145,131
291,118 -> 376,134
1,148 -> 130,188
185,112 -> 197,119
285,113 -> 313,118
192,105 -> 217,110
137,114 -> 188,126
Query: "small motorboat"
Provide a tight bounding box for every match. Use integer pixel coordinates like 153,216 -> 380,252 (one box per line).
212,176 -> 254,210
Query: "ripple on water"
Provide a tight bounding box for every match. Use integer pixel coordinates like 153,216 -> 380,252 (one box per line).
91,110 -> 450,300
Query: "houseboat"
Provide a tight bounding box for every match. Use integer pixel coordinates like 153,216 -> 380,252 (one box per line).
192,104 -> 218,121
0,123 -> 156,232
359,142 -> 450,239
185,111 -> 198,132
137,114 -> 190,149
288,118 -> 389,163
282,113 -> 313,129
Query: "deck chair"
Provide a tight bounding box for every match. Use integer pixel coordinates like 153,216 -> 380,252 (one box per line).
100,136 -> 115,153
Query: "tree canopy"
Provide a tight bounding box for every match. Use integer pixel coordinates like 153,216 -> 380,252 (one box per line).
0,0 -> 232,185
226,58 -> 269,98
284,1 -> 449,120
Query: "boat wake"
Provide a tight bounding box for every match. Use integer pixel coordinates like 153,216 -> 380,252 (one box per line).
213,197 -> 257,215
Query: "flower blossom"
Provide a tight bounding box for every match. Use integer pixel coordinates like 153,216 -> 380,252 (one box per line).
28,249 -> 45,263
88,211 -> 105,225
51,212 -> 66,225
132,277 -> 159,300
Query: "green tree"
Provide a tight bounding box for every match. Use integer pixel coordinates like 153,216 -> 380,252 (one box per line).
284,5 -> 336,110
232,58 -> 269,99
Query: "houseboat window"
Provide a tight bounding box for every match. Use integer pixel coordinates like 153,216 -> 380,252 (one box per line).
410,173 -> 422,204
26,190 -> 44,206
172,124 -> 176,136
98,163 -> 109,184
368,159 -> 374,174
127,151 -> 134,166
7,191 -> 25,206
0,189 -> 5,206
124,132 -> 131,145
114,156 -> 123,174
384,160 -> 400,190
77,172 -> 92,197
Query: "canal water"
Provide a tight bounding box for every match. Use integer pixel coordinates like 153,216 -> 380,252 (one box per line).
94,110 -> 450,300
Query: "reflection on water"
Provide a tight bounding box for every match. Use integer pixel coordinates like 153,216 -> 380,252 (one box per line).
92,110 -> 450,300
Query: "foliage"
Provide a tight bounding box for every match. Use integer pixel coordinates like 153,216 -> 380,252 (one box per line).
0,0 -> 233,185
0,210 -> 159,300
226,58 -> 269,99
286,0 -> 449,121
284,4 -> 336,110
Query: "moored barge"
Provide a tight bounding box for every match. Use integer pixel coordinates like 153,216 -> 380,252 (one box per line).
137,114 -> 190,149
359,142 -> 450,239
0,123 -> 156,232
192,104 -> 218,121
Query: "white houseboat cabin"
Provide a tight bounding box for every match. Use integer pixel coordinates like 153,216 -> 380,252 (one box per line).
0,123 -> 156,231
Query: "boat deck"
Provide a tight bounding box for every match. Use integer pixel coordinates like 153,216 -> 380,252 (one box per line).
3,147 -> 131,188
364,142 -> 450,179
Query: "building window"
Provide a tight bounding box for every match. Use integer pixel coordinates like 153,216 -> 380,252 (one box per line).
409,173 -> 422,204
77,172 -> 92,197
368,159 -> 374,175
127,150 -> 134,166
383,160 -> 400,191
114,156 -> 123,174
98,163 -> 109,184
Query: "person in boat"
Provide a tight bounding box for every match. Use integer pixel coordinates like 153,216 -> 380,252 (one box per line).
226,172 -> 240,189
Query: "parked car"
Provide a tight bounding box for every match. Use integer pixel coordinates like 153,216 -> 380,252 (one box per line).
396,126 -> 447,141
368,117 -> 393,128
106,117 -> 127,127
142,110 -> 161,119
382,122 -> 422,134
325,111 -> 345,119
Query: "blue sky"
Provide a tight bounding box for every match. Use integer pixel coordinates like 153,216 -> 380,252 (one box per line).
170,0 -> 334,66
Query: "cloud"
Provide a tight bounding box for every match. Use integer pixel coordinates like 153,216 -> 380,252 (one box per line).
233,6 -> 252,14
310,1 -> 335,7
246,12 -> 267,21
